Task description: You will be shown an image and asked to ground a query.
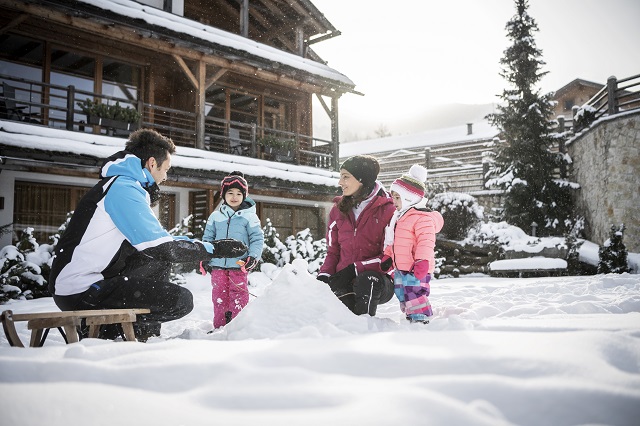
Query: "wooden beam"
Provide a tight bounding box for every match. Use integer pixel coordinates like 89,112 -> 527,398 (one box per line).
196,60 -> 206,149
315,93 -> 331,116
172,54 -> 198,89
0,13 -> 28,35
205,68 -> 227,90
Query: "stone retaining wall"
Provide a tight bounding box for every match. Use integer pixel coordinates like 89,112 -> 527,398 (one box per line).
566,111 -> 639,252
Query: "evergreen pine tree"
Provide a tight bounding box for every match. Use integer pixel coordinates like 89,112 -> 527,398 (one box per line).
486,0 -> 576,236
0,228 -> 50,302
597,224 -> 629,274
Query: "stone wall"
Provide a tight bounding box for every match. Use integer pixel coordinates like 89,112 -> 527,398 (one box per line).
566,111 -> 639,252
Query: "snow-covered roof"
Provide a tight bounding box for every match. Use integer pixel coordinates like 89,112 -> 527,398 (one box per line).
340,120 -> 499,158
75,0 -> 354,89
0,120 -> 339,188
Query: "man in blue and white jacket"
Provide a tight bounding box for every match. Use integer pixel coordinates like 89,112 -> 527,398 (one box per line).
49,129 -> 246,340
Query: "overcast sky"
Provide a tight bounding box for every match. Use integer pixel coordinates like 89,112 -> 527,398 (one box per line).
310,0 -> 640,140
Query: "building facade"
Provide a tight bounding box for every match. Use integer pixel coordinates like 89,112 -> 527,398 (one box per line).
0,0 -> 356,246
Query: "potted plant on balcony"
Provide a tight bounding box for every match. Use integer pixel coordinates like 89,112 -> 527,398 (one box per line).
258,136 -> 296,162
77,99 -> 141,132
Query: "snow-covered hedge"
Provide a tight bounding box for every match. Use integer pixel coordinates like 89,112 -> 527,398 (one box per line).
429,192 -> 484,240
0,227 -> 54,303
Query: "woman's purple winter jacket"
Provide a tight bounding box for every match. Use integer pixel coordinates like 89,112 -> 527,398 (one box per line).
320,185 -> 395,276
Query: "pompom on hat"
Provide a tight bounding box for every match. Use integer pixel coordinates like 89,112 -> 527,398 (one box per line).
390,164 -> 428,208
221,171 -> 248,201
340,155 -> 380,190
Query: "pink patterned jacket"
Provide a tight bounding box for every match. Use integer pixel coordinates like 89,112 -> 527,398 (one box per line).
384,207 -> 444,274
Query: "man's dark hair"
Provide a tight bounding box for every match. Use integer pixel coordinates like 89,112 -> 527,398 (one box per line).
125,128 -> 176,166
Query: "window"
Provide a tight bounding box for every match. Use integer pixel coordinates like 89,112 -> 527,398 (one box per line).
102,59 -> 140,109
264,96 -> 292,132
158,193 -> 176,232
50,48 -> 96,129
564,98 -> 575,111
13,181 -> 89,244
259,203 -> 324,239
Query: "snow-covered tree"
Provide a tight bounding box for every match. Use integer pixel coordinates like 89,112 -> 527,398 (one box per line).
597,224 -> 629,274
486,0 -> 577,236
0,228 -> 52,302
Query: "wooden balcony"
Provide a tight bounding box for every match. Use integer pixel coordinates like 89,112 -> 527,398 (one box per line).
0,74 -> 337,170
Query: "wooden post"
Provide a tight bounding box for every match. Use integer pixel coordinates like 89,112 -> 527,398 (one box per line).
424,147 -> 431,168
331,96 -> 339,170
607,76 -> 618,115
195,61 -> 206,149
572,105 -> 580,131
240,0 -> 249,38
66,85 -> 75,131
295,27 -> 305,56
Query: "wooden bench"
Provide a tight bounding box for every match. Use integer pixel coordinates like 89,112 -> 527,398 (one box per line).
1,308 -> 151,347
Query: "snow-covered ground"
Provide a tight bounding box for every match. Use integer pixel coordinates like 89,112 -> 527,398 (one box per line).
1,259 -> 639,426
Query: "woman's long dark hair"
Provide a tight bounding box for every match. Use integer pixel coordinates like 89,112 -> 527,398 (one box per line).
337,181 -> 376,214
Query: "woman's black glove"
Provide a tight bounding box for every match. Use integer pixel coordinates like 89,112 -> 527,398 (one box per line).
316,273 -> 330,284
331,264 -> 356,283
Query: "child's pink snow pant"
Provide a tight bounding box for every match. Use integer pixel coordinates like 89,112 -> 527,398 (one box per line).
210,269 -> 249,328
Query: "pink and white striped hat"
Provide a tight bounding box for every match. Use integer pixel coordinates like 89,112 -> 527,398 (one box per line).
390,164 -> 428,208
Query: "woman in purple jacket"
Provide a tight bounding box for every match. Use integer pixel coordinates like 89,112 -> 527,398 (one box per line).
317,155 -> 396,316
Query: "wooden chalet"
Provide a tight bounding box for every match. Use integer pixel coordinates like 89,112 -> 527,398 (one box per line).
0,0 -> 358,246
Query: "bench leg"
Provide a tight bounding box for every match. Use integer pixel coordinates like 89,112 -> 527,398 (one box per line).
63,325 -> 79,343
29,328 -> 45,347
88,324 -> 101,339
121,322 -> 136,342
1,310 -> 25,347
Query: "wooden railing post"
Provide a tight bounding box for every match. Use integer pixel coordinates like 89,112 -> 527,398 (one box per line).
607,76 -> 618,115
331,97 -> 339,170
571,105 -> 580,132
137,98 -> 144,128
424,147 -> 431,169
250,123 -> 257,157
65,85 -> 75,131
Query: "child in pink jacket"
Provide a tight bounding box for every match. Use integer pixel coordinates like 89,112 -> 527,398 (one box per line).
384,165 -> 444,324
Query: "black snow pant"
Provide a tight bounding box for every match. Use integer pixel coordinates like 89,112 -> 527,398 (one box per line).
53,254 -> 193,340
329,271 -> 394,316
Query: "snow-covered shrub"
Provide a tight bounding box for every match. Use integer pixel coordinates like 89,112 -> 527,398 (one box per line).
573,105 -> 597,131
168,214 -> 205,239
429,192 -> 484,240
598,224 -> 630,274
0,228 -> 53,303
565,217 -> 585,275
261,219 -> 326,274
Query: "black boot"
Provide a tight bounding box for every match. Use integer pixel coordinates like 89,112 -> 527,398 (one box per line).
224,311 -> 233,324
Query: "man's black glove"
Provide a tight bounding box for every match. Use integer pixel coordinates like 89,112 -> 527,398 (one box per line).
211,239 -> 247,258
331,264 -> 356,283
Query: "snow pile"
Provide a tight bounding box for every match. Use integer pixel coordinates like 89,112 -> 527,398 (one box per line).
2,263 -> 640,425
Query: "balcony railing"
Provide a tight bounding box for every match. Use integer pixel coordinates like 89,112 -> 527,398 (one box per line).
0,74 -> 337,170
